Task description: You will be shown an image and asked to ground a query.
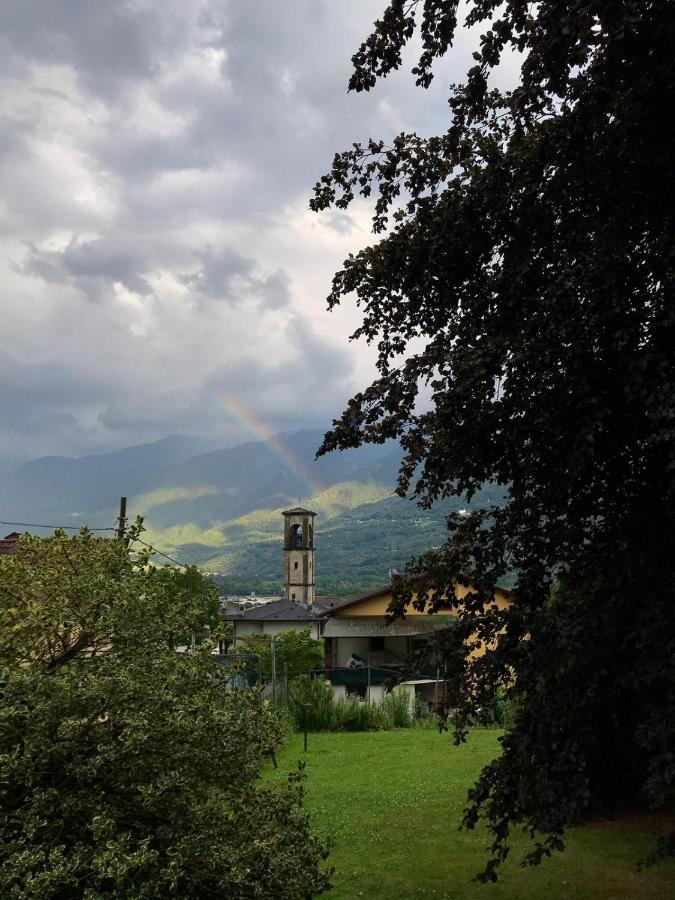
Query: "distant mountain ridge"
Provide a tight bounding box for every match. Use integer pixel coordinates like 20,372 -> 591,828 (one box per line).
0,429 -> 401,534
0,430 -> 506,596
0,434 -> 211,527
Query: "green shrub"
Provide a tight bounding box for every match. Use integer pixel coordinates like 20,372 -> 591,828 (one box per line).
383,689 -> 412,728
472,688 -> 513,728
288,676 -> 394,732
288,675 -> 338,731
414,712 -> 443,730
334,697 -> 388,731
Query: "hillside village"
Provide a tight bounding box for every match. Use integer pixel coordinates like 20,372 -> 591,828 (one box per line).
219,505 -> 512,715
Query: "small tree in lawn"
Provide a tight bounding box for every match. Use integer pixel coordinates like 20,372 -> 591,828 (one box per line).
238,626 -> 324,678
0,528 -> 330,898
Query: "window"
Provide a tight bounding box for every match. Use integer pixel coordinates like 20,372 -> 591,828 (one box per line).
294,561 -> 298,570
369,636 -> 385,652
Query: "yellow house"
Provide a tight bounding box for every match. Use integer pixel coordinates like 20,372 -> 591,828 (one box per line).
321,579 -> 512,706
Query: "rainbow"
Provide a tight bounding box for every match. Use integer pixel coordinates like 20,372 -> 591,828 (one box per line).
215,393 -> 323,499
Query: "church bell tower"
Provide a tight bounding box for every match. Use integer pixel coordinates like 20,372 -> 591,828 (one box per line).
282,507 -> 316,607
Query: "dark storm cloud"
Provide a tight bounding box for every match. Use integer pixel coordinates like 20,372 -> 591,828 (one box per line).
179,247 -> 290,309
23,237 -> 154,298
0,1 -> 184,98
0,350 -> 108,457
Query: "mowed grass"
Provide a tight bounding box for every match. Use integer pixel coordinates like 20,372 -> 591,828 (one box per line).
267,730 -> 675,900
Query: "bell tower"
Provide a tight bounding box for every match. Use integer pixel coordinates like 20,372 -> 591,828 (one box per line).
282,506 -> 316,607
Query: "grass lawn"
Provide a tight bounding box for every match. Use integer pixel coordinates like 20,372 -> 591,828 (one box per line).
266,729 -> 675,900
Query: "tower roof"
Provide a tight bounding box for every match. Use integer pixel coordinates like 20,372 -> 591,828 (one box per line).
281,506 -> 316,516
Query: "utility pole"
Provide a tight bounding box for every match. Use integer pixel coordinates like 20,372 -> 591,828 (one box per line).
271,635 -> 277,707
284,662 -> 288,706
117,496 -> 127,543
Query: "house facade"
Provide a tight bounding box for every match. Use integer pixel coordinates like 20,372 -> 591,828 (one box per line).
320,580 -> 513,707
222,597 -> 323,649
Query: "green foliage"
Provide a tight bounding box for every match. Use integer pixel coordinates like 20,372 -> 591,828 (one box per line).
472,687 -> 513,729
312,0 -> 675,879
332,697 -> 388,732
288,677 -> 414,732
383,688 -> 412,728
289,675 -> 339,731
0,529 -> 330,898
237,627 -> 324,679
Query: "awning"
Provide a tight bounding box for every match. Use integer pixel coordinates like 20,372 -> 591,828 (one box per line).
323,616 -> 451,638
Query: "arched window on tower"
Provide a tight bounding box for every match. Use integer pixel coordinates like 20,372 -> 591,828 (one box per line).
291,524 -> 303,547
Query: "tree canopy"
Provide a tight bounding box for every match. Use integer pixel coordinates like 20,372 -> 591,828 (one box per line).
0,529 -> 330,898
312,0 -> 675,879
237,626 -> 325,680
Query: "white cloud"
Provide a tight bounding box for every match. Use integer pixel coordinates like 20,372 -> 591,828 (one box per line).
0,0 -> 505,462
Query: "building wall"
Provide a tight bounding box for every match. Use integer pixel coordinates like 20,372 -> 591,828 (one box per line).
232,620 -> 322,643
330,636 -> 409,667
368,684 -> 386,705
283,510 -> 315,606
285,548 -> 315,604
333,585 -> 511,618
329,584 -> 512,662
334,635 -> 370,667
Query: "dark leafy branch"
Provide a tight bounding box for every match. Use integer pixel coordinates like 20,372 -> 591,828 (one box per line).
313,0 -> 675,880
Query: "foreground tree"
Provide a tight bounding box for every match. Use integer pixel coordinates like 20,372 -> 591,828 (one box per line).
0,530 -> 330,898
312,0 -> 675,879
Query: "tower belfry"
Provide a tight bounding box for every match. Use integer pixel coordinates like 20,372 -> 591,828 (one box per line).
282,506 -> 316,607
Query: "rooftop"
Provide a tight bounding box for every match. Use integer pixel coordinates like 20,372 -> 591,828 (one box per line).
222,597 -> 322,622
0,532 -> 21,555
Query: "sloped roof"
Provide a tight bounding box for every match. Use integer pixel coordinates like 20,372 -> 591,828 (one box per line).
222,598 -> 321,622
281,506 -> 317,516
314,596 -> 356,614
0,532 -> 21,555
323,617 -> 451,638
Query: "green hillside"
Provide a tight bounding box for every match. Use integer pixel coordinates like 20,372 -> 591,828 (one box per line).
146,483 -> 507,599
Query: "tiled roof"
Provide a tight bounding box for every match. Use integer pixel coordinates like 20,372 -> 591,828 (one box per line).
281,506 -> 317,516
0,532 -> 21,555
222,598 -> 321,622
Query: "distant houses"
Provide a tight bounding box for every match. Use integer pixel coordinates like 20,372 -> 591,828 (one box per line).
222,596 -> 323,646
221,509 -> 512,711
0,532 -> 21,555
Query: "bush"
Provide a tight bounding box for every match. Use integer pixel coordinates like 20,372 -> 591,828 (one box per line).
383,688 -> 412,728
289,675 -> 338,731
472,688 -> 513,728
334,697 -> 388,731
289,677 -> 428,732
237,627 -> 324,681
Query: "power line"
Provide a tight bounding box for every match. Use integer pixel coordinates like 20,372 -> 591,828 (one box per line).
0,520 -> 116,532
1,520 -> 202,571
133,537 -> 195,569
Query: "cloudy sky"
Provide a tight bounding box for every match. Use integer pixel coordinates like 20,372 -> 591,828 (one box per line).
0,1 -> 497,463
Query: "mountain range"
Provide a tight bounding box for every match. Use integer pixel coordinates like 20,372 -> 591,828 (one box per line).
0,431 -> 505,597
